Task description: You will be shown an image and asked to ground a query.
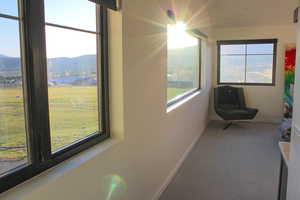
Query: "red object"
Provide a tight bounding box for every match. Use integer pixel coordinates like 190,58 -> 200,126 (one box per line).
285,47 -> 296,72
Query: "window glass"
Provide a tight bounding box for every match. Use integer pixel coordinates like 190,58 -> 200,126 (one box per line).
220,56 -> 246,83
218,40 -> 276,85
45,1 -> 100,152
221,45 -> 245,55
44,0 -> 96,31
247,44 -> 274,54
46,26 -> 99,152
0,17 -> 28,175
246,55 -> 273,83
0,0 -> 19,17
167,22 -> 200,102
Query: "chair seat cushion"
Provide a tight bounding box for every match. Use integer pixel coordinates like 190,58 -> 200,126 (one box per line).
216,107 -> 258,120
224,108 -> 257,115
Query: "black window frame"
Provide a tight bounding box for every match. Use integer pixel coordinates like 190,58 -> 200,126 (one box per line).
167,30 -> 205,107
0,0 -> 110,193
217,39 -> 278,86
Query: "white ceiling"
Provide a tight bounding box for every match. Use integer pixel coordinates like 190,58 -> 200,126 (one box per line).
207,0 -> 298,28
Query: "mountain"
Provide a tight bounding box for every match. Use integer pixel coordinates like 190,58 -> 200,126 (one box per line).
0,55 -> 21,73
168,46 -> 199,70
0,54 -> 97,87
0,54 -> 97,75
48,55 -> 96,74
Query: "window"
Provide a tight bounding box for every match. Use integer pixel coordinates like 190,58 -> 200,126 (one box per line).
167,22 -> 201,106
0,1 -> 28,176
0,0 -> 109,193
217,39 -> 277,85
44,0 -> 101,152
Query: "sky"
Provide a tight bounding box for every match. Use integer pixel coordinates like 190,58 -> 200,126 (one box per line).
0,0 -> 97,58
221,44 -> 274,55
1,1 -> 272,58
167,22 -> 199,49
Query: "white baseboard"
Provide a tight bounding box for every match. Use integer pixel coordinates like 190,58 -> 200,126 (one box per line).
209,115 -> 282,124
152,126 -> 205,200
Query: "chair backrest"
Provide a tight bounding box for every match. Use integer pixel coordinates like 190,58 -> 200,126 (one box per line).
214,86 -> 246,109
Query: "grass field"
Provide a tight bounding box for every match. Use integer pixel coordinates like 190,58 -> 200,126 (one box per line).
0,87 -> 189,163
48,86 -> 99,151
0,86 -> 99,162
167,88 -> 192,101
0,88 -> 27,160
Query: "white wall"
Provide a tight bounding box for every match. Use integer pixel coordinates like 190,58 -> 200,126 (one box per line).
287,3 -> 300,199
0,1 -> 213,200
209,25 -> 296,122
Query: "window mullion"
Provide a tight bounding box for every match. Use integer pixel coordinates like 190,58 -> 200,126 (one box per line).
96,6 -> 102,131
198,39 -> 202,89
99,7 -> 110,134
22,0 -> 51,163
244,45 -> 247,83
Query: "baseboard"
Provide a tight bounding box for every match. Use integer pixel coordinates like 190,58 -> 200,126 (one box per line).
152,125 -> 205,200
209,115 -> 282,124
252,117 -> 281,124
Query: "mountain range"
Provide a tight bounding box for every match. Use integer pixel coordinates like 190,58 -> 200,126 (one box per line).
0,47 -> 200,76
0,54 -> 97,75
0,46 -> 273,86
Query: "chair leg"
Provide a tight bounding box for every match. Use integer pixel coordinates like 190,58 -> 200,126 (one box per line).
223,122 -> 233,130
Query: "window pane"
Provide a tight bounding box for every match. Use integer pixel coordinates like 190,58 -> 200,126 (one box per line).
45,26 -> 99,152
246,55 -> 273,83
0,0 -> 19,17
44,0 -> 96,31
220,56 -> 245,83
247,44 -> 274,55
167,23 -> 200,102
221,45 -> 245,55
0,18 -> 28,175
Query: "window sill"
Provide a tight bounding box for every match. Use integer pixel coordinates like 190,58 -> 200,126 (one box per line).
0,138 -> 121,199
218,82 -> 275,86
167,89 -> 202,113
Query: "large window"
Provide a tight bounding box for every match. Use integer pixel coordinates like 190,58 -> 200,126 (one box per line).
217,39 -> 277,85
167,22 -> 201,106
44,0 -> 101,152
0,0 -> 109,193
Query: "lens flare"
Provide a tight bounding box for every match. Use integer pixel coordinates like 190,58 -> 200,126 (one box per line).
101,174 -> 127,200
167,22 -> 198,49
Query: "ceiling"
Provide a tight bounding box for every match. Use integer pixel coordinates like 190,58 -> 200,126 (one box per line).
207,0 -> 298,28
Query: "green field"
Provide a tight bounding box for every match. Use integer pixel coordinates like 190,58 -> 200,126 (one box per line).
0,87 -> 188,161
167,88 -> 191,101
48,86 -> 99,151
0,87 -> 27,160
0,86 -> 99,161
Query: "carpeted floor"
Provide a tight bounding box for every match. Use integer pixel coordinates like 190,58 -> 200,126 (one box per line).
160,121 -> 281,200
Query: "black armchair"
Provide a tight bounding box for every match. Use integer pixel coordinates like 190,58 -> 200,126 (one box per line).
214,86 -> 258,129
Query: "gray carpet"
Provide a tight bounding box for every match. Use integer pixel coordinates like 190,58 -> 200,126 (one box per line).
160,121 -> 281,200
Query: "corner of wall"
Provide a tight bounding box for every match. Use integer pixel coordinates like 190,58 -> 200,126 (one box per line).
108,10 -> 125,140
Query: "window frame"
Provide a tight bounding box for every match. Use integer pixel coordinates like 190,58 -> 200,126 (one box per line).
167,31 -> 204,107
217,39 -> 278,86
0,0 -> 110,193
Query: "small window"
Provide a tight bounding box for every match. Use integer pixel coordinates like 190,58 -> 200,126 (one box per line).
217,39 -> 277,85
167,22 -> 201,106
